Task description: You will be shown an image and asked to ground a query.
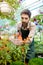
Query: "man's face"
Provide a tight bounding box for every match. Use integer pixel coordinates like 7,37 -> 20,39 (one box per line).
21,14 -> 30,28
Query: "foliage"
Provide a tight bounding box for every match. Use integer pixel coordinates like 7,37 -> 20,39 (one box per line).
0,0 -> 20,19
0,11 -> 13,19
39,21 -> 43,25
34,30 -> 43,53
31,14 -> 43,26
5,0 -> 19,9
9,20 -> 16,26
0,0 -> 19,9
34,41 -> 43,53
29,58 -> 43,65
0,39 -> 29,65
10,61 -> 25,65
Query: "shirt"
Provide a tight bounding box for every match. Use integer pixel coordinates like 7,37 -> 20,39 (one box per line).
17,21 -> 36,42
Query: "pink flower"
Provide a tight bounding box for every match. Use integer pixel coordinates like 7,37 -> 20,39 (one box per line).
0,26 -> 2,28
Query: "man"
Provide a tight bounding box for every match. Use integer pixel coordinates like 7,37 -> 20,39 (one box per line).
33,18 -> 38,25
9,9 -> 36,65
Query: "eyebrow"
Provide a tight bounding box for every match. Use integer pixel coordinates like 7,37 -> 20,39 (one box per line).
21,17 -> 28,19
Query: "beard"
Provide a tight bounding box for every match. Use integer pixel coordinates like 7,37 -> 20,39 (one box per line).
22,22 -> 28,28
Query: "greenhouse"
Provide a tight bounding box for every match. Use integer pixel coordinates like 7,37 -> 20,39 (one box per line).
0,0 -> 43,65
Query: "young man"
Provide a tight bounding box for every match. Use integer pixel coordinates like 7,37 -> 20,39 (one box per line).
17,9 -> 36,65
9,9 -> 36,65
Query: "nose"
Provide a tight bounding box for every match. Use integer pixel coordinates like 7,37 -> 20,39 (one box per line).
22,18 -> 26,22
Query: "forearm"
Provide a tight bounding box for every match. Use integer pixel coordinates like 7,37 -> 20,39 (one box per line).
28,25 -> 36,43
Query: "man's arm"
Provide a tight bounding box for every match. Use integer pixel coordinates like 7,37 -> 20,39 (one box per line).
9,22 -> 23,45
17,22 -> 22,32
28,22 -> 36,43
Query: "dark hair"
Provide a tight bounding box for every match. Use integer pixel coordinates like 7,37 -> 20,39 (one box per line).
34,18 -> 37,21
21,9 -> 31,18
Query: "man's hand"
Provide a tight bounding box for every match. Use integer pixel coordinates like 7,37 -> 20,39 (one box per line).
23,37 -> 32,44
23,38 -> 30,44
9,36 -> 23,45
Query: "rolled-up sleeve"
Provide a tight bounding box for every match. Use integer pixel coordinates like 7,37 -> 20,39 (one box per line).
17,22 -> 22,32
28,22 -> 36,42
15,22 -> 22,32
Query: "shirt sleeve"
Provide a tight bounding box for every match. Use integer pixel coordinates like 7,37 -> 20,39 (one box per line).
17,22 -> 22,32
28,22 -> 36,42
